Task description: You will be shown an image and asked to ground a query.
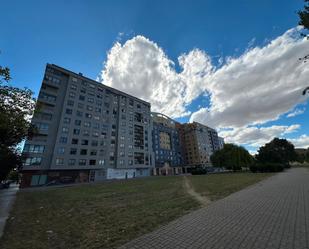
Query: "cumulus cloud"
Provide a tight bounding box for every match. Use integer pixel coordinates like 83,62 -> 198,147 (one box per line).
219,124 -> 300,148
98,28 -> 309,149
289,135 -> 309,148
98,36 -> 212,118
190,27 -> 309,128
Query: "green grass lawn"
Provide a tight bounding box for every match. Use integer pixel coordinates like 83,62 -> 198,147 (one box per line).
188,172 -> 273,201
0,172 -> 274,249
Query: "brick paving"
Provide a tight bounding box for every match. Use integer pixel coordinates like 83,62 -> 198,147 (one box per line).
119,168 -> 309,249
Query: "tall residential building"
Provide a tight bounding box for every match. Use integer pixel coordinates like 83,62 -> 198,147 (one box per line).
218,136 -> 225,150
176,122 -> 220,169
151,112 -> 183,175
21,64 -> 154,187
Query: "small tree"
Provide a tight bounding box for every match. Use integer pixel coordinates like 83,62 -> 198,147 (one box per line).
211,144 -> 254,171
256,138 -> 296,166
0,58 -> 36,181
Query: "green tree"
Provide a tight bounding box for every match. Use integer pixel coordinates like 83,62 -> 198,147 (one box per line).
256,138 -> 296,166
0,60 -> 35,181
210,144 -> 254,171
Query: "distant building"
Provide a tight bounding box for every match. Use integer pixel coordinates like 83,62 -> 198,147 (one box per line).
176,122 -> 220,170
151,112 -> 183,175
21,64 -> 154,187
218,136 -> 225,150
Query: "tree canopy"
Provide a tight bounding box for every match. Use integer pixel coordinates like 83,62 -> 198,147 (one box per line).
0,59 -> 35,181
256,138 -> 296,165
210,143 -> 254,171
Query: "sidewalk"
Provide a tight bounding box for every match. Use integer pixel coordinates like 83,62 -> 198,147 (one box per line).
120,168 -> 309,249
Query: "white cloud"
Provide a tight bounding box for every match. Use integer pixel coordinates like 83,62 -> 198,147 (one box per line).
219,124 -> 300,147
289,135 -> 309,148
98,36 -> 212,118
286,108 -> 305,117
98,28 -> 309,149
190,27 -> 309,128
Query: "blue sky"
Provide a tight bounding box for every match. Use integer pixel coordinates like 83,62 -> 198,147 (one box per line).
1,0 -> 308,152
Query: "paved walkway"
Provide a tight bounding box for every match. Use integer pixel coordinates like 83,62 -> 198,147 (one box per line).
120,168 -> 309,249
0,184 -> 19,238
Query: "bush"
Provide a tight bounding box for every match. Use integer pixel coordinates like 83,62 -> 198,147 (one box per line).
191,167 -> 207,175
249,162 -> 284,173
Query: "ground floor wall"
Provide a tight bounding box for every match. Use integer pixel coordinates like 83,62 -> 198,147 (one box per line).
20,167 -> 153,188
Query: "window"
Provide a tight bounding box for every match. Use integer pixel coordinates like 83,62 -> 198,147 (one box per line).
75,120 -> 81,126
56,158 -> 64,166
95,107 -> 101,113
92,132 -> 99,137
67,100 -> 74,106
78,103 -> 84,109
88,97 -> 94,103
68,159 -> 76,166
87,105 -> 93,111
91,140 -> 98,146
80,149 -> 87,155
134,152 -> 144,164
89,160 -> 96,166
66,108 -> 73,115
81,87 -> 86,93
24,157 -> 42,166
94,115 -> 100,120
84,122 -> 91,127
71,138 -> 78,144
62,127 -> 69,133
90,150 -> 97,156
73,129 -> 80,135
79,95 -> 85,101
39,113 -> 52,120
34,122 -> 49,132
81,140 -> 88,145
99,159 -> 105,165
70,148 -> 77,155
83,130 -> 90,136
23,144 -> 45,153
76,110 -> 83,117
119,160 -> 124,165
57,147 -> 65,154
69,92 -> 76,98
64,117 -> 71,124
85,113 -> 92,118
39,92 -> 57,102
93,123 -> 99,129
71,84 -> 77,90
72,77 -> 78,82
59,137 -> 67,144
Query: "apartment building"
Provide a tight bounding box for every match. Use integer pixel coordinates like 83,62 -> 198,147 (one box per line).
176,122 -> 221,170
218,136 -> 225,150
21,64 -> 154,187
151,112 -> 183,175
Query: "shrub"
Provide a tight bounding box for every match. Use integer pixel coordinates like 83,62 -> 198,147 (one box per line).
249,162 -> 284,173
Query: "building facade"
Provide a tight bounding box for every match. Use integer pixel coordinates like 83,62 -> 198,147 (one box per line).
21,64 -> 154,187
176,122 -> 220,170
151,112 -> 183,175
218,136 -> 225,150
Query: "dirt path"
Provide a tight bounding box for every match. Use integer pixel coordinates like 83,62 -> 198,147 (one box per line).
183,176 -> 211,206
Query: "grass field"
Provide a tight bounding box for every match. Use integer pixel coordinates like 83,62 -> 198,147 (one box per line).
0,172 -> 273,249
189,172 -> 273,201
